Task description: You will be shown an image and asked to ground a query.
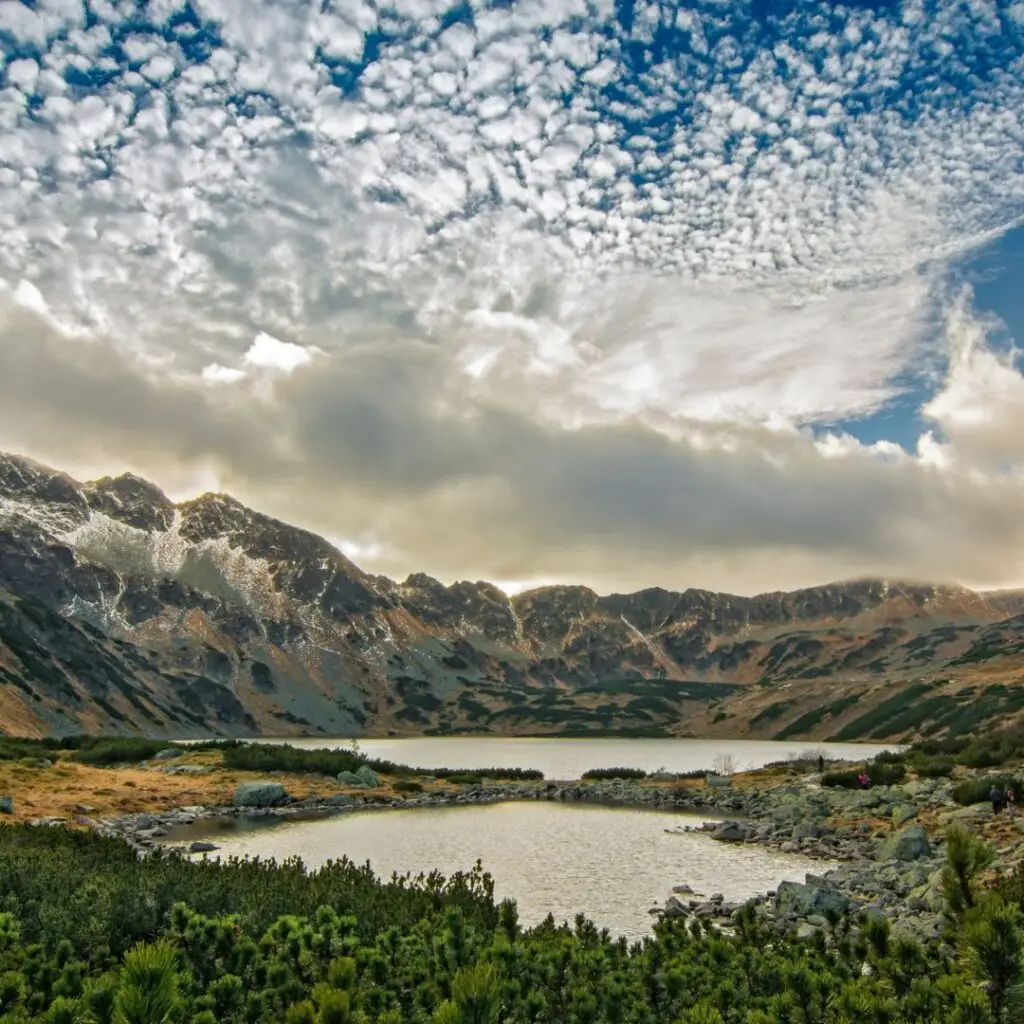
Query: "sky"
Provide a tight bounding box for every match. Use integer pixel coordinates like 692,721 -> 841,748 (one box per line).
1,0 -> 1024,598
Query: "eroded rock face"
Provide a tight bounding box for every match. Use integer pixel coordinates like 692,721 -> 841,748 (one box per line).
4,449 -> 1024,740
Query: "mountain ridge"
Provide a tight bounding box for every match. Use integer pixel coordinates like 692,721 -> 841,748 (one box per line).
3,450 -> 1024,741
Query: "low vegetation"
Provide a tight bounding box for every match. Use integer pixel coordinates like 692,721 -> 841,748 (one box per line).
580,767 -> 647,781
219,743 -> 544,782
0,823 -> 1022,1022
820,761 -> 907,789
0,735 -> 181,764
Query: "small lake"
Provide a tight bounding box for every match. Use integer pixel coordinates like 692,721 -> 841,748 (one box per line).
175,802 -> 835,940
244,736 -> 898,780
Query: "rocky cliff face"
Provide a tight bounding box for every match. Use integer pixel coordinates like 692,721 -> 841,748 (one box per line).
3,451 -> 1024,741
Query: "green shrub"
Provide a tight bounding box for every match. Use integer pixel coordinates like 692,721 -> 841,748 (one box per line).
445,774 -> 483,786
952,775 -> 1024,807
70,739 -> 172,766
821,762 -> 907,789
392,780 -> 424,794
580,768 -> 647,781
220,744 -> 543,782
911,755 -> 955,778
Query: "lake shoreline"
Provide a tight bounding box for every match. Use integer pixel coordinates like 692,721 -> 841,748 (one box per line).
78,764 -> 1024,949
17,737 -> 1020,948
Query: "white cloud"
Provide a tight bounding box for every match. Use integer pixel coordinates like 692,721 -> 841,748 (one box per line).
201,363 -> 248,385
243,332 -> 315,373
0,0 -> 1023,592
922,292 -> 1024,471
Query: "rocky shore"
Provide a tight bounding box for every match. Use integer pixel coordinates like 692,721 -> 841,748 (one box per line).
37,763 -> 1024,947
652,774 -> 1022,945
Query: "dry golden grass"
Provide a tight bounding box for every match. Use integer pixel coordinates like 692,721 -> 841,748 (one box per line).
0,751 -> 422,825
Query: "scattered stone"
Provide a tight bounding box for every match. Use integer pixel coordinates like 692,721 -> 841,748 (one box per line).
190,841 -> 219,853
154,748 -> 184,761
0,796 -> 14,815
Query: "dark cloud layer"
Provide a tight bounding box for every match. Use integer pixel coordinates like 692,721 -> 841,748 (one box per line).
4,304 -> 1024,595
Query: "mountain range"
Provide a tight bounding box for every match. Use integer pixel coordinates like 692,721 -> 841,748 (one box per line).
2,450 -> 1024,742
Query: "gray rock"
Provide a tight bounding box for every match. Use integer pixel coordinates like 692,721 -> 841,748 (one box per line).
0,796 -> 14,815
154,748 -> 184,761
190,841 -> 219,853
337,770 -> 369,787
776,879 -> 850,917
326,793 -> 357,807
711,821 -> 750,842
355,765 -> 381,787
232,781 -> 288,808
663,897 -> 688,918
796,923 -> 819,939
891,805 -> 918,828
877,825 -> 932,862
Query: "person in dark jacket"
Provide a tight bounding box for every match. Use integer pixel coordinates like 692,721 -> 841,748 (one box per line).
992,783 -> 1004,814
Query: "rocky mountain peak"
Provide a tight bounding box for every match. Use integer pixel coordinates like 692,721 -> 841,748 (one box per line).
176,492 -> 364,574
0,452 -> 89,528
82,473 -> 176,532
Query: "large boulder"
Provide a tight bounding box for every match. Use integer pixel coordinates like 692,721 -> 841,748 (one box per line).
338,765 -> 382,788
0,796 -> 14,815
775,878 -> 849,917
891,805 -> 918,828
232,782 -> 288,808
337,770 -> 367,787
711,821 -> 751,842
878,825 -> 932,862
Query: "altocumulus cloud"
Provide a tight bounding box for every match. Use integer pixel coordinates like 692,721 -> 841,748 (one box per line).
1,0 -> 1024,595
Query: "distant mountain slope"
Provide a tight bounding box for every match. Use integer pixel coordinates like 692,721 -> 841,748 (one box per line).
3,450 -> 1024,741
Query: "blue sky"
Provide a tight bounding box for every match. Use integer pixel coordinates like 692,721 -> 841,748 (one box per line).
1,0 -> 1024,595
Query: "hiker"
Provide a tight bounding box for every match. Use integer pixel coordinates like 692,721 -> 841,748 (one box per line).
1008,787 -> 1017,815
818,754 -> 825,774
858,771 -> 870,790
991,783 -> 1004,814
